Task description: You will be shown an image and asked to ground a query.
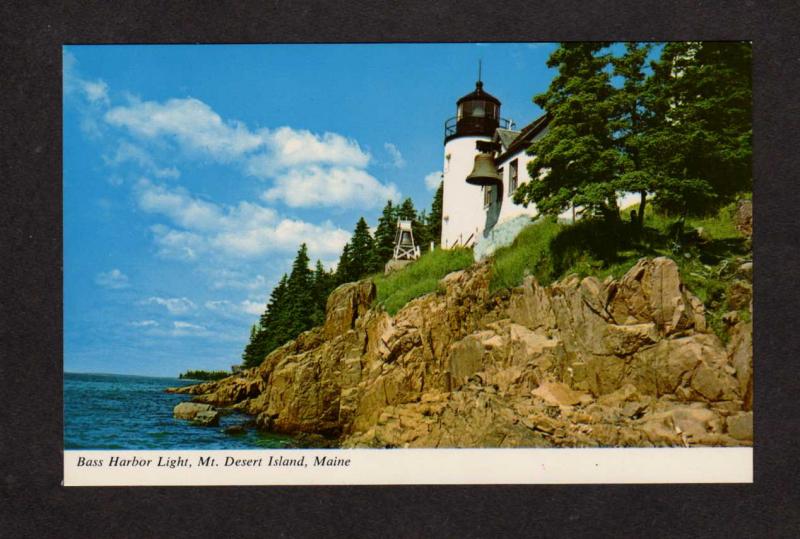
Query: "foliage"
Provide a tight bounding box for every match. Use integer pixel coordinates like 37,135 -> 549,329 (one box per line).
336,218 -> 379,283
513,42 -> 621,219
644,41 -> 752,218
373,200 -> 397,264
178,370 -> 229,381
241,245 -> 333,369
428,181 -> 444,246
372,247 -> 473,315
514,41 -> 752,228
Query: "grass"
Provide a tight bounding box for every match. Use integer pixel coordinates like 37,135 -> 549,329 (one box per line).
371,247 -> 474,315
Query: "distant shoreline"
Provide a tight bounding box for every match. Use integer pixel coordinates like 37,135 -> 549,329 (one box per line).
65,371 -> 187,381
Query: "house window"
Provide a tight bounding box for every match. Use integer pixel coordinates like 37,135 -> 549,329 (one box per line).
509,159 -> 519,195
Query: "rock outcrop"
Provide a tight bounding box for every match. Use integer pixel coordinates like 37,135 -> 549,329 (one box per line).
172,257 -> 753,448
172,402 -> 221,426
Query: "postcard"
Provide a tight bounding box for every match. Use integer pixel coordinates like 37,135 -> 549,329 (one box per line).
63,42 -> 752,486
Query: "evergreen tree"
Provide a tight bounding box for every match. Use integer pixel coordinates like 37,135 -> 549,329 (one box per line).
643,41 -> 752,220
373,200 -> 398,264
416,209 -> 433,252
428,181 -> 443,246
349,217 -> 379,277
241,274 -> 289,368
611,42 -> 654,228
311,259 -> 335,326
335,242 -> 354,284
241,323 -> 263,369
513,43 -> 621,221
283,243 -> 314,338
397,197 -> 417,221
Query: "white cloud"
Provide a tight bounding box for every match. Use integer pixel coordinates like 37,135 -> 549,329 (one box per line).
103,95 -> 397,210
261,165 -> 400,209
424,170 -> 443,191
137,180 -> 350,260
105,141 -> 180,179
95,269 -> 130,289
174,321 -> 204,330
130,320 -> 158,327
249,127 -> 371,174
82,80 -> 110,106
208,270 -> 268,291
64,50 -> 110,107
240,300 -> 265,316
383,143 -> 406,168
105,97 -> 264,162
145,296 -> 197,315
205,299 -> 264,317
170,321 -> 210,337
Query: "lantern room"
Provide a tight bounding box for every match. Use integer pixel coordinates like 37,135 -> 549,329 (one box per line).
444,80 -> 513,142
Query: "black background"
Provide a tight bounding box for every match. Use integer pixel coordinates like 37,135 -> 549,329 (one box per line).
2,1 -> 799,537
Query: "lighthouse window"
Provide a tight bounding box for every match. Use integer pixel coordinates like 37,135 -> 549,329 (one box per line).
461,100 -> 497,119
509,159 -> 519,194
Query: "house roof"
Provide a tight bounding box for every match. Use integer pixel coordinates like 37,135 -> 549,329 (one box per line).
494,128 -> 521,150
496,113 -> 550,164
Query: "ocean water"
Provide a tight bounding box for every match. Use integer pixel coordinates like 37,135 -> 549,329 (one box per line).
64,372 -> 294,449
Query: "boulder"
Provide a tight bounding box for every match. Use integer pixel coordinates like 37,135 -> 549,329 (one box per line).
192,410 -> 220,427
532,382 -> 592,407
726,412 -> 753,441
734,199 -> 752,237
173,402 -> 215,420
224,424 -> 247,435
727,280 -> 752,311
323,280 -> 376,340
728,320 -> 753,410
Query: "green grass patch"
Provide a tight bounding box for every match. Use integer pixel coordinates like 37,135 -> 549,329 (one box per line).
372,247 -> 474,315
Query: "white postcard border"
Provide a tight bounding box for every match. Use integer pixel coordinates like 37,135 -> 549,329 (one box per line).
64,447 -> 752,486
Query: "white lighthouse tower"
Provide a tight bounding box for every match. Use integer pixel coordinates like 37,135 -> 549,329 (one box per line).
440,76 -> 508,248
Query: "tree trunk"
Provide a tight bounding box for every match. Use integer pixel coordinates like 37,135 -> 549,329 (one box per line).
637,190 -> 647,229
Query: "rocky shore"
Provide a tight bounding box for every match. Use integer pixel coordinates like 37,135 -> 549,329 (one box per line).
168,256 -> 752,448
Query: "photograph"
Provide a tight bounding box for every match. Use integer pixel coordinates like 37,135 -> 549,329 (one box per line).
63,42 -> 752,476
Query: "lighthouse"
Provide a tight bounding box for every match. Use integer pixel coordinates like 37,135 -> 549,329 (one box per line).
440,78 -> 505,248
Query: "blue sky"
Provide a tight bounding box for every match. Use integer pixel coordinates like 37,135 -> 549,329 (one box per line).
63,43 -> 558,377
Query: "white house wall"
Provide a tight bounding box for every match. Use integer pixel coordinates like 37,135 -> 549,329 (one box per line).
495,150 -> 540,225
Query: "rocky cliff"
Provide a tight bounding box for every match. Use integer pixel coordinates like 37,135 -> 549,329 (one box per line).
170,257 -> 753,448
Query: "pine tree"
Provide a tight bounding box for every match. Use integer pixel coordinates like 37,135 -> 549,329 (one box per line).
611,42 -> 654,228
335,242 -> 354,284
311,259 -> 335,326
373,200 -> 398,264
513,43 -> 621,221
416,209 -> 432,252
428,181 -> 443,246
283,243 -> 314,338
241,274 -> 289,368
643,41 -> 752,220
397,197 -> 417,221
241,323 -> 263,369
348,217 -> 379,278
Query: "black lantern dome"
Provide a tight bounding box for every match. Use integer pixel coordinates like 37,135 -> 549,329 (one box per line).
444,80 -> 504,143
